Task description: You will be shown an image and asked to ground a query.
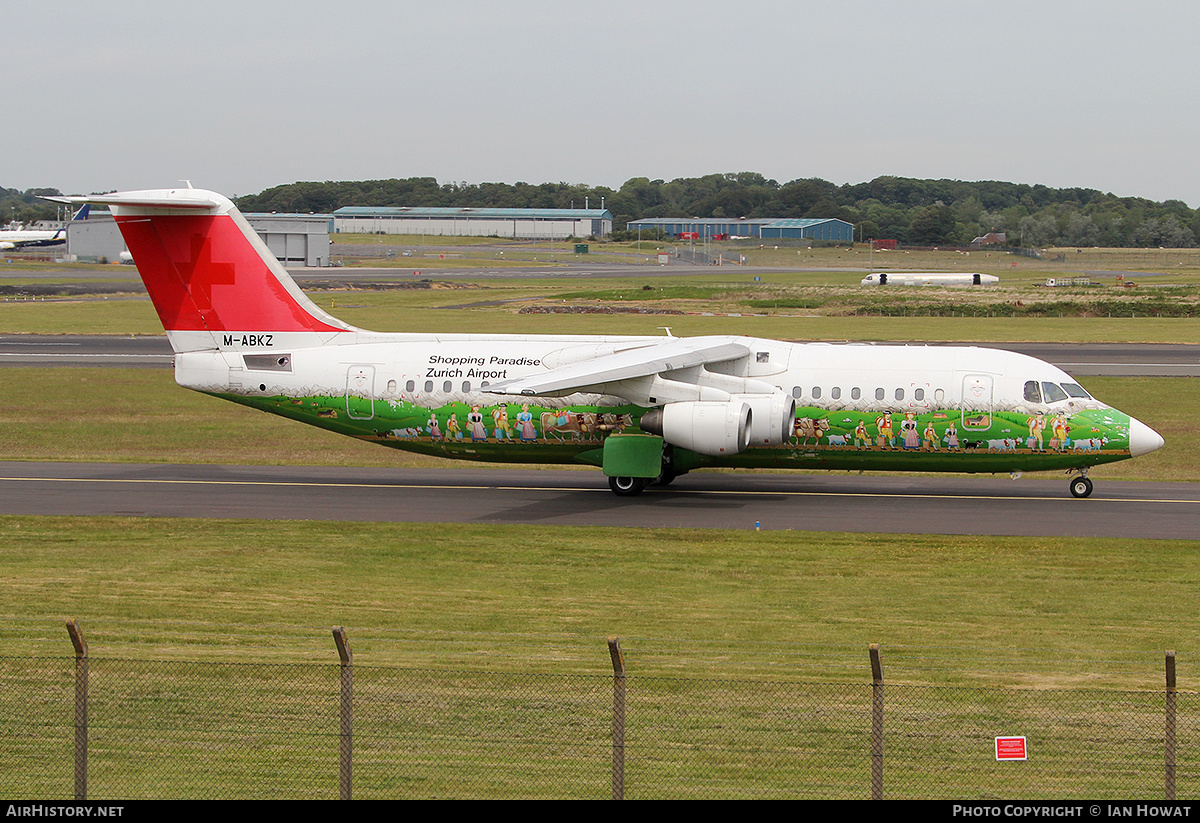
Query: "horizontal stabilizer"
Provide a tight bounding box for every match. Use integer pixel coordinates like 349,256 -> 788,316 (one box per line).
45,188 -> 230,213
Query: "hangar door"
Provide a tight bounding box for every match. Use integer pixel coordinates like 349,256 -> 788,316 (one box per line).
261,232 -> 312,266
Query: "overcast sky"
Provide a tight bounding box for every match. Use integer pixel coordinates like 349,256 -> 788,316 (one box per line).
6,1 -> 1198,207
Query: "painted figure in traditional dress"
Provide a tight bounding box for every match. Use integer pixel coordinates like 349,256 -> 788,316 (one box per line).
1050,414 -> 1070,451
517,404 -> 537,442
1027,413 -> 1047,452
876,413 -> 895,449
922,420 -> 939,451
492,405 -> 513,441
943,422 -> 960,451
854,419 -> 871,450
468,406 -> 488,441
900,412 -> 920,450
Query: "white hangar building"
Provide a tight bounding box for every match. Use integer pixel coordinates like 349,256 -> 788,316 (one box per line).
68,212 -> 334,267
333,206 -> 613,239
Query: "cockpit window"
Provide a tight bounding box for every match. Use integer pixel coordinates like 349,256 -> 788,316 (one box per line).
1024,380 -> 1042,403
1060,382 -> 1091,399
1042,382 -> 1068,403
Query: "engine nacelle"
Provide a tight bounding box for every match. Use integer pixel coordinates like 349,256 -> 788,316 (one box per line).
733,392 -> 796,447
640,401 -> 752,456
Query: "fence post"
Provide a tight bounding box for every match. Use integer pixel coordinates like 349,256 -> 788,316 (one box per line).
1165,650 -> 1176,801
869,644 -> 883,800
333,627 -> 353,801
608,637 -> 625,800
66,619 -> 88,801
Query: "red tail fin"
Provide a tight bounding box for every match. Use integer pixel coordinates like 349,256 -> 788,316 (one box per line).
57,188 -> 353,346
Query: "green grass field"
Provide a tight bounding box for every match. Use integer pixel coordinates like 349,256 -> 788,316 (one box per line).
3,518 -> 1196,687
7,289 -> 1200,342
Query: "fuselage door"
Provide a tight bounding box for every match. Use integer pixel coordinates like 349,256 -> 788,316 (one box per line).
960,374 -> 993,430
346,365 -> 376,420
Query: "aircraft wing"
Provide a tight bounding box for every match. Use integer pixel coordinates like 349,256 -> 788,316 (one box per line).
486,337 -> 751,397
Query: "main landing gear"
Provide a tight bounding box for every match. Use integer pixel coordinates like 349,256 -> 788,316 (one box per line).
1068,470 -> 1093,499
605,442 -> 688,497
608,468 -> 683,496
608,475 -> 648,496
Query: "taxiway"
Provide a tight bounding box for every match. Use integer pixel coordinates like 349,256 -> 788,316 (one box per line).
0,462 -> 1195,539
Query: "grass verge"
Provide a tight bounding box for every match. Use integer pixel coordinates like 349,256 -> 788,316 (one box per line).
1,517 -> 1196,689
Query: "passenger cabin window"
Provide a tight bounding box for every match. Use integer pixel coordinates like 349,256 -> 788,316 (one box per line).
462,381 -> 471,392
914,388 -> 924,401
831,387 -> 841,400
851,387 -> 861,400
387,380 -> 397,393
1024,381 -> 1042,403
792,386 -> 802,398
443,381 -> 453,392
812,387 -> 822,399
875,388 -> 885,401
895,388 -> 905,401
1042,382 -> 1068,403
406,380 -> 415,393
424,381 -> 434,392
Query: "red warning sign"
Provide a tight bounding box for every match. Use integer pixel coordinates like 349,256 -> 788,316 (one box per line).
995,736 -> 1028,761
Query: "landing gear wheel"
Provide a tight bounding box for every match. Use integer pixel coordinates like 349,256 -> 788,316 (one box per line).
1069,476 -> 1094,498
654,469 -> 677,487
609,476 -> 648,497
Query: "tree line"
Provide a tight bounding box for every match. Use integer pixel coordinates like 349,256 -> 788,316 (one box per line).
1,186 -> 66,226
7,175 -> 1198,248
234,174 -> 1200,249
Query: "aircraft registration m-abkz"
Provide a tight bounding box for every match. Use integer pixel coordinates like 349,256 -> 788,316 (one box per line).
52,187 -> 1164,498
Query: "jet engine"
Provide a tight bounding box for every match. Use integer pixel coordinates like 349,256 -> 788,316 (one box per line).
733,391 -> 796,447
639,401 -> 752,456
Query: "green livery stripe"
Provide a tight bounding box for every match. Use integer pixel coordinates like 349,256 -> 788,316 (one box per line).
215,392 -> 1133,473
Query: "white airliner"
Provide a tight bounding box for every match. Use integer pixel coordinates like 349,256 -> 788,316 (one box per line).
862,272 -> 998,286
0,204 -> 89,251
48,187 -> 1163,498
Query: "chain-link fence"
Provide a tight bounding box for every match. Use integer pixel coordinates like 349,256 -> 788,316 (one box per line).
1,628 -> 1194,799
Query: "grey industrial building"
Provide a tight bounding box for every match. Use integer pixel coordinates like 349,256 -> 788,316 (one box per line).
67,212 -> 334,267
333,206 -> 612,239
627,216 -> 854,242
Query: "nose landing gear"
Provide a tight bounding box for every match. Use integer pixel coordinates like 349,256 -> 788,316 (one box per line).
1068,470 -> 1093,499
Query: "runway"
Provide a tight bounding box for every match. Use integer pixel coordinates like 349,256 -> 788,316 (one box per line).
0,334 -> 173,368
2,335 -> 1197,376
1,462 -> 1196,539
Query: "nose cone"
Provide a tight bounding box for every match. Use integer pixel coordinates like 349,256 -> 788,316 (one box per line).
1129,416 -> 1165,457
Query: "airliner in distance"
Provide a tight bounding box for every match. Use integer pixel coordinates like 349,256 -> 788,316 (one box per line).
0,205 -> 89,251
47,187 -> 1164,498
862,272 -> 999,286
